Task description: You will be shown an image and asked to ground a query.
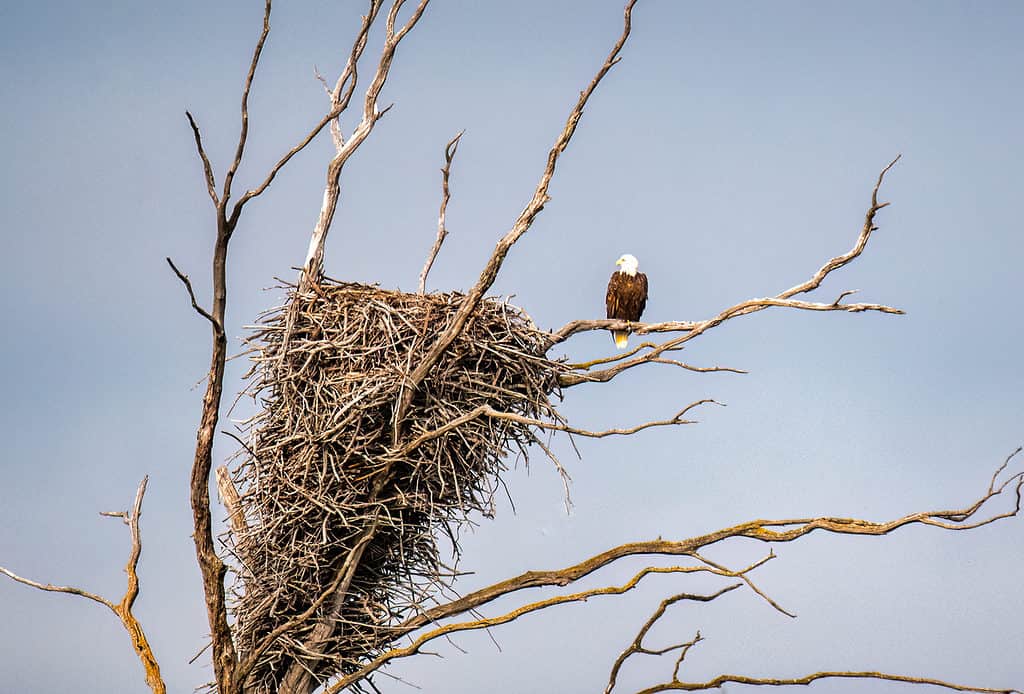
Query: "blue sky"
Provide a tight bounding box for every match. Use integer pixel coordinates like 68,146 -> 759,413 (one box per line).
1,1 -> 1022,692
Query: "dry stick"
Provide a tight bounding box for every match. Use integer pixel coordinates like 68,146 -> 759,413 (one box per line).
605,587 -> 738,694
610,585 -> 1021,694
567,340 -> 746,374
166,257 -> 219,328
550,156 -> 904,387
392,0 -> 640,441
374,455 -> 1022,663
419,130 -> 464,294
215,465 -> 247,538
637,672 -> 1022,694
400,399 -> 718,455
0,478 -> 166,694
689,550 -> 794,618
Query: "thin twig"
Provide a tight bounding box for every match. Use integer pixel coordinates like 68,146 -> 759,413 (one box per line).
419,130 -> 464,293
166,257 -> 218,328
185,111 -> 219,206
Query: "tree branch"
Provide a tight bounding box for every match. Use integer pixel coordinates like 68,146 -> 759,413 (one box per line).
166,257 -> 219,330
313,452 -> 1020,692
185,111 -> 219,206
0,566 -> 115,610
419,130 -> 464,293
391,0 -> 640,437
399,399 -> 719,456
324,571 -> 744,693
551,156 -> 904,387
638,670 -> 1022,693
0,477 -> 166,694
229,0 -> 385,225
375,451 -> 1022,667
222,0 -> 272,206
301,0 -> 430,288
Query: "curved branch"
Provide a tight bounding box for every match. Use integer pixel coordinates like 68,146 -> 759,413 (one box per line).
383,452 -> 1021,654
166,257 -> 219,330
639,671 -> 1021,694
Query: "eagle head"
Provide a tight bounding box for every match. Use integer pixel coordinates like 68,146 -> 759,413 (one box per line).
615,254 -> 640,276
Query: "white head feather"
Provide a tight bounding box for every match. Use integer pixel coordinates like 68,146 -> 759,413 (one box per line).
615,254 -> 640,276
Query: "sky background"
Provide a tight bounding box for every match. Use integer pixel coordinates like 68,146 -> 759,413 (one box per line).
1,1 -> 1022,692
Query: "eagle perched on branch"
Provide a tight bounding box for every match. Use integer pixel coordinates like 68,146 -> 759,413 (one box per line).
605,253 -> 648,349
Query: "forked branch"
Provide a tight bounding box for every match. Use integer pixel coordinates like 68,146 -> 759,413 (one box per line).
301,0 -> 431,287
0,477 -> 165,694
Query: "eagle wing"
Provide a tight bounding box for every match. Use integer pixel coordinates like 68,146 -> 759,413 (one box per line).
606,271 -> 648,322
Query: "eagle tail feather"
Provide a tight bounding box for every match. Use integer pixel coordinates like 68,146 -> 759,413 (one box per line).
613,330 -> 629,349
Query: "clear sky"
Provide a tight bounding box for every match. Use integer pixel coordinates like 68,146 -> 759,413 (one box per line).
1,1 -> 1022,693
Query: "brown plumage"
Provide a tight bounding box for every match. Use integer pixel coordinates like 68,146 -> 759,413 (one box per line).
605,254 -> 648,348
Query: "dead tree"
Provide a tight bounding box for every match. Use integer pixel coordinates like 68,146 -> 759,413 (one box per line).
1,2 -> 1021,694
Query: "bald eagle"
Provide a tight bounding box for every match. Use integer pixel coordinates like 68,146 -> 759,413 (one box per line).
605,253 -> 648,349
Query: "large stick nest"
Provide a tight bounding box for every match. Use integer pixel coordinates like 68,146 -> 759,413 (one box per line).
227,281 -> 566,693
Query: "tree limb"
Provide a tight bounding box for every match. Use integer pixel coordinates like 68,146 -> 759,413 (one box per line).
638,670 -> 1022,693
228,0 -> 385,226
185,111 -> 219,206
0,477 -> 166,694
376,451 -> 1022,670
301,0 -> 430,288
222,0 -> 272,206
551,156 -> 904,387
324,571 -> 744,693
0,566 -> 115,610
166,257 -> 219,329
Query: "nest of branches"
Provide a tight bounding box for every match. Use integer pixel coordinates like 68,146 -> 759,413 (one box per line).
227,280 -> 565,693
